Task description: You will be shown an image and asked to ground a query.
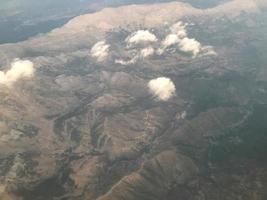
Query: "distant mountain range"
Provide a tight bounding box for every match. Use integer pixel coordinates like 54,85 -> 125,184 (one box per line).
0,0 -> 230,44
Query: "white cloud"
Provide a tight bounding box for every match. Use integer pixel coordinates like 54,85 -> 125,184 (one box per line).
177,29 -> 187,38
178,37 -> 202,57
90,41 -> 110,62
176,111 -> 187,120
170,21 -> 187,37
169,22 -> 202,57
117,21 -> 216,63
148,77 -> 176,101
181,111 -> 187,119
140,47 -> 155,58
126,30 -> 158,45
0,59 -> 35,87
115,57 -> 137,65
115,47 -> 155,65
158,21 -> 215,58
162,34 -> 180,47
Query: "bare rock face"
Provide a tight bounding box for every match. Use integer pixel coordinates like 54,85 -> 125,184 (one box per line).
0,1 -> 267,200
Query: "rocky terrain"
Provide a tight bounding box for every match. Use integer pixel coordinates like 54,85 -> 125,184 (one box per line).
0,0 -> 267,199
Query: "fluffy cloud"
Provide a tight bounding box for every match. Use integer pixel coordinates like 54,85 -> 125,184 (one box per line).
178,37 -> 201,57
157,34 -> 180,54
116,21 -> 215,63
90,41 -> 110,62
158,21 -> 216,58
0,59 -> 35,86
170,21 -> 187,38
115,57 -> 137,65
148,77 -> 176,101
115,47 -> 155,65
162,34 -> 180,47
126,30 -> 158,45
159,21 -> 200,56
140,47 -> 155,58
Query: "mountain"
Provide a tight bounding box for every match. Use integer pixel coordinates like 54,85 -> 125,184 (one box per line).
0,0 -> 267,199
0,0 -> 230,44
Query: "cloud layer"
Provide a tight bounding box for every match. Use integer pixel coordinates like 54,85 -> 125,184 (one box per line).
90,41 -> 110,62
0,59 -> 35,86
148,77 -> 176,101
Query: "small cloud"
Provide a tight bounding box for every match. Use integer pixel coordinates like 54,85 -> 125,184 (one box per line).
90,40 -> 110,62
0,59 -> 35,87
158,34 -> 180,54
115,57 -> 137,65
170,21 -> 187,38
115,47 -> 155,65
178,37 -> 202,57
176,111 -> 187,120
181,111 -> 187,119
140,47 -> 155,58
126,30 -> 158,45
170,22 -> 202,57
162,34 -> 180,47
158,21 -> 216,58
148,77 -> 176,101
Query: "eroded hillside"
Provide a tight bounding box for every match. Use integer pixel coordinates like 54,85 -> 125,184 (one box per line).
0,0 -> 267,199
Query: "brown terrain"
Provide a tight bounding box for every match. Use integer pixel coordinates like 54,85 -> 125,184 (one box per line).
0,0 -> 267,199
